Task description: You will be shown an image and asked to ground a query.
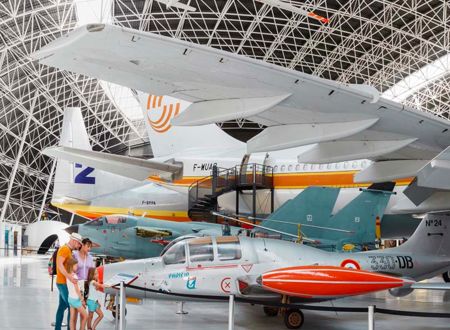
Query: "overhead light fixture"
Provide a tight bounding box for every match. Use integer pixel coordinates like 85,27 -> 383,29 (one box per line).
256,0 -> 329,23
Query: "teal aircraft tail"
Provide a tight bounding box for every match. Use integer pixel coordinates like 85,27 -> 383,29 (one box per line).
258,183 -> 394,251
317,183 -> 394,250
259,186 -> 340,237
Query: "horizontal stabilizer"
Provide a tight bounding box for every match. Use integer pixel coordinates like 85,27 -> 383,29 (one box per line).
354,160 -> 427,183
298,138 -> 417,164
403,178 -> 435,206
171,94 -> 291,126
247,118 -> 378,153
43,146 -> 182,181
416,146 -> 450,190
391,191 -> 450,214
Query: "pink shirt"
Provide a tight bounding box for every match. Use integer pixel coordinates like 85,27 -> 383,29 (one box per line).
73,251 -> 94,281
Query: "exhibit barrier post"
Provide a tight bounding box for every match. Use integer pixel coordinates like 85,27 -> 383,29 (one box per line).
368,305 -> 375,330
114,300 -> 119,330
120,281 -> 126,330
228,294 -> 235,330
176,301 -> 188,314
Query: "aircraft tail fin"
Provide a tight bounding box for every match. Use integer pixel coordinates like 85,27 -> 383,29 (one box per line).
259,187 -> 340,236
328,185 -> 393,248
395,214 -> 450,256
137,93 -> 245,157
52,108 -> 138,205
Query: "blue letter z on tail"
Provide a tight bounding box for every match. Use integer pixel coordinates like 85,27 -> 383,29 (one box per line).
74,163 -> 96,184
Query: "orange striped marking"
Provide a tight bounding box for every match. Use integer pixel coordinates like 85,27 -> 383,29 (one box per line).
146,95 -> 181,133
147,172 -> 413,189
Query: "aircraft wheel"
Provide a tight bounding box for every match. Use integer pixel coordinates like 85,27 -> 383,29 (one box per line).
111,305 -> 127,319
443,271 -> 450,283
263,306 -> 279,317
284,309 -> 304,329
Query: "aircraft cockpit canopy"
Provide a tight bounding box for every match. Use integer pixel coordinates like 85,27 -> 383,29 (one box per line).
104,215 -> 128,225
86,217 -> 104,226
216,236 -> 242,261
162,241 -> 186,265
162,237 -> 242,266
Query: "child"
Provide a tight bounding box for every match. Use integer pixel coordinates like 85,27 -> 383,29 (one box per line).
85,267 -> 104,330
66,258 -> 88,330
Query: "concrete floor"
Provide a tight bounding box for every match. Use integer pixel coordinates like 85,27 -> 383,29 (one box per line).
1,254 -> 450,330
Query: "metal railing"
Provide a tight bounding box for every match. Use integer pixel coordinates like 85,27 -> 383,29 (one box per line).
188,163 -> 273,211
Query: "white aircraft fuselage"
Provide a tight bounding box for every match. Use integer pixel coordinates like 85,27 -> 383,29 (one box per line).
100,215 -> 450,304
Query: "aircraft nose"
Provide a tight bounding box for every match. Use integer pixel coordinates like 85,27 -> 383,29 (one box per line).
65,225 -> 79,234
97,265 -> 104,292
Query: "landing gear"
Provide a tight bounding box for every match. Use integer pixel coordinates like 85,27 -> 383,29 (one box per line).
283,309 -> 304,329
263,306 -> 279,317
111,305 -> 127,319
443,271 -> 450,283
106,295 -> 127,319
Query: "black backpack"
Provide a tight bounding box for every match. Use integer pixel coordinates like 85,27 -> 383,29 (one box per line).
48,247 -> 59,276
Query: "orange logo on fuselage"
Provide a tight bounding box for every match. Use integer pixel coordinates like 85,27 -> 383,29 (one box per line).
146,95 -> 181,133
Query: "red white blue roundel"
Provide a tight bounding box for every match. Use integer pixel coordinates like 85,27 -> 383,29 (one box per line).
340,259 -> 361,270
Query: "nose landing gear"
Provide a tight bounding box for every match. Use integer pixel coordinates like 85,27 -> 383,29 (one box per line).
262,295 -> 305,329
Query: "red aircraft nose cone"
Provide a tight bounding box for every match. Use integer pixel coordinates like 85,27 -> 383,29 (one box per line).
97,265 -> 104,292
261,266 -> 408,298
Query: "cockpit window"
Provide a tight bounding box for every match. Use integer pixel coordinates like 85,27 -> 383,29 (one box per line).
188,237 -> 214,263
105,216 -> 127,225
162,241 -> 186,265
217,236 -> 241,261
87,218 -> 104,226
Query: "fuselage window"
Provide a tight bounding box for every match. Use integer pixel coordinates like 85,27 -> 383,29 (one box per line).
327,163 -> 332,170
288,165 -> 293,172
303,164 -> 309,171
273,165 -> 278,173
217,237 -> 242,261
295,164 -> 300,172
163,241 -> 186,265
189,237 -> 214,263
280,165 -> 286,172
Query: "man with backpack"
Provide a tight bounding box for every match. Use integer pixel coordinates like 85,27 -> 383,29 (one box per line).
53,233 -> 83,330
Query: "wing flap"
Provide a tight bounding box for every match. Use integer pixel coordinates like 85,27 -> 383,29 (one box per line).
247,118 -> 378,153
354,160 -> 428,183
43,146 -> 182,181
298,139 -> 417,164
172,94 -> 291,126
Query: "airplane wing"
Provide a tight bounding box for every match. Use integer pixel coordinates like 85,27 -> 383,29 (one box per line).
42,146 -> 182,181
33,24 -> 450,181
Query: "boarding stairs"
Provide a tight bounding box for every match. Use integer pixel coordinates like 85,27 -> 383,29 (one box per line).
188,163 -> 274,222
